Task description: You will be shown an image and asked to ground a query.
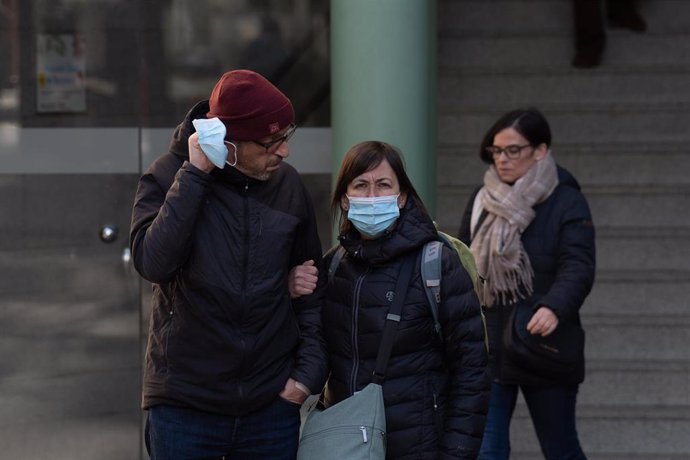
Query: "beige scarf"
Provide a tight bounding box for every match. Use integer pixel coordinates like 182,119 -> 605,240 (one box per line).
471,153 -> 558,306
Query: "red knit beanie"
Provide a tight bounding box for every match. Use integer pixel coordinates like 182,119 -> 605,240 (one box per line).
207,70 -> 295,141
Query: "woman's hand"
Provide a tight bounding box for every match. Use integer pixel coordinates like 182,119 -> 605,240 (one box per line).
288,260 -> 318,298
526,306 -> 559,336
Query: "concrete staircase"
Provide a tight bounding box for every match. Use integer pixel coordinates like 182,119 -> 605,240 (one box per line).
435,1 -> 690,458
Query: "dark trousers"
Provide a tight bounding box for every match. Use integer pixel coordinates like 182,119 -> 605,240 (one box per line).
573,0 -> 641,51
478,381 -> 586,460
145,398 -> 302,460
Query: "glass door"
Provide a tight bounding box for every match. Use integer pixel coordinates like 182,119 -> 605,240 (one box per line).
0,1 -> 331,458
0,173 -> 143,459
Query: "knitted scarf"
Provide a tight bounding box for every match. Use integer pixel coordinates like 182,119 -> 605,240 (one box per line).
471,153 -> 558,306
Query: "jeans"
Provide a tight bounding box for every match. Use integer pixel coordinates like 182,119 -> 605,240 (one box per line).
145,397 -> 302,460
478,382 -> 587,460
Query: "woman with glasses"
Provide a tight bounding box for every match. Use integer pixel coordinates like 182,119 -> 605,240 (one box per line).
458,108 -> 596,459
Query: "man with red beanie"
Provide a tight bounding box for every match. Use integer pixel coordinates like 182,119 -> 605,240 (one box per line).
130,70 -> 328,459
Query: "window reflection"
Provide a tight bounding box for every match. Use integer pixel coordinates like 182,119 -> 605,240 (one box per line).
4,0 -> 329,128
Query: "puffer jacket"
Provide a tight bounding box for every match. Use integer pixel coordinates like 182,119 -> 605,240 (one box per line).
458,165 -> 596,386
322,201 -> 490,459
130,100 -> 328,416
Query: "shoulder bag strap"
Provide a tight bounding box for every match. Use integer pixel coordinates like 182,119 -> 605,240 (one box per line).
371,253 -> 416,385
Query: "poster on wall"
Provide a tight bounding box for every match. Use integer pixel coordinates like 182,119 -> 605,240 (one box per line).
36,34 -> 87,113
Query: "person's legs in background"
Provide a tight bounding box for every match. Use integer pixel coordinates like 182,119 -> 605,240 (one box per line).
572,0 -> 606,68
607,0 -> 647,32
522,384 -> 587,460
478,382 -> 519,460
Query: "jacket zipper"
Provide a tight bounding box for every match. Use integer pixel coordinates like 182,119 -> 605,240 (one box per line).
349,269 -> 368,394
238,180 -> 249,401
242,180 -> 249,292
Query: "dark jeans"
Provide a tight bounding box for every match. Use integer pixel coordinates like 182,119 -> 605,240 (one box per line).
145,397 -> 302,460
478,382 -> 587,460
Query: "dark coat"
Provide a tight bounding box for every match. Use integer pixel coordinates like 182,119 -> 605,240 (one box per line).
130,101 -> 328,416
323,201 -> 490,459
458,166 -> 596,385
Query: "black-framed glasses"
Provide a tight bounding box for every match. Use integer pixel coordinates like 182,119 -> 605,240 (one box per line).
485,143 -> 533,159
252,123 -> 297,153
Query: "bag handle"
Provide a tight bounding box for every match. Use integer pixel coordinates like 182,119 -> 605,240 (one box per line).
372,253 -> 416,385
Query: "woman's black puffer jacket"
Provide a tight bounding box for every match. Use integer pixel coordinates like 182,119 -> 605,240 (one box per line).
458,166 -> 596,386
322,201 -> 490,459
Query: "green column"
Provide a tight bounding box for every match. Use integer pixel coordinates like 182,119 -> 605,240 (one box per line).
330,0 -> 437,216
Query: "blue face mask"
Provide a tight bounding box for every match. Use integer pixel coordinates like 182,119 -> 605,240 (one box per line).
346,194 -> 401,239
192,117 -> 231,169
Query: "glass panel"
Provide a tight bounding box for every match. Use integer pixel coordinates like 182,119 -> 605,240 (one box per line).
0,174 -> 142,459
16,0 -> 329,128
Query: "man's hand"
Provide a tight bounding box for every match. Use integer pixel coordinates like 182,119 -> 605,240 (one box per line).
288,259 -> 318,299
526,306 -> 559,337
188,132 -> 215,173
279,377 -> 309,405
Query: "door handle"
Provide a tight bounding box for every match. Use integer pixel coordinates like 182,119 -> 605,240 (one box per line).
99,224 -> 119,243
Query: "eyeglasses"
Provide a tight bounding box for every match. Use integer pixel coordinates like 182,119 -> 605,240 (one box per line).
485,144 -> 533,159
252,123 -> 297,153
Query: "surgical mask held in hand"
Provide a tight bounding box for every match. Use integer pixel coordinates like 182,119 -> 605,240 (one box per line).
192,118 -> 228,169
346,194 -> 400,238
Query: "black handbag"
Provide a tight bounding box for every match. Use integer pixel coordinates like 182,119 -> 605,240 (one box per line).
502,305 -> 584,375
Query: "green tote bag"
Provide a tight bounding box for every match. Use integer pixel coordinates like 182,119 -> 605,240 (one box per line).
297,382 -> 386,460
297,253 -> 416,460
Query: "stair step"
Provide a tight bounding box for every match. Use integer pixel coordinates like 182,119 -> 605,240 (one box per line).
440,109 -> 690,145
439,34 -> 690,74
588,188 -> 689,229
583,270 -> 690,316
595,228 -> 690,272
580,359 -> 689,406
440,73 -> 690,112
437,187 -> 690,230
510,403 -> 690,457
437,186 -> 690,235
512,454 -> 690,460
582,314 -> 690,327
585,322 -> 689,362
440,0 -> 690,39
439,143 -> 690,187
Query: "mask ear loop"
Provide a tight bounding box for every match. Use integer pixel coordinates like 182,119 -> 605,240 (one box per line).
225,142 -> 238,167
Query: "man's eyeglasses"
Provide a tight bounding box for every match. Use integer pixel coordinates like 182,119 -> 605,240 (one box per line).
485,144 -> 533,159
252,123 -> 297,153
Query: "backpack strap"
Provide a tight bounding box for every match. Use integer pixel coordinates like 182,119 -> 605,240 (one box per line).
421,235 -> 489,352
421,240 -> 443,340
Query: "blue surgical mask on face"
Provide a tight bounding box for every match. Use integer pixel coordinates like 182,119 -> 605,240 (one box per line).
192,117 -> 228,169
346,194 -> 401,238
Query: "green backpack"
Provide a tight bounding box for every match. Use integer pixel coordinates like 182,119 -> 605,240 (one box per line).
327,230 -> 488,346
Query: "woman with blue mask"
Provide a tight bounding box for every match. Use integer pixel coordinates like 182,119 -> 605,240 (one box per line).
290,141 -> 490,458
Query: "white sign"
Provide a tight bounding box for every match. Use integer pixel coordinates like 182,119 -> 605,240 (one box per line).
36,34 -> 87,113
